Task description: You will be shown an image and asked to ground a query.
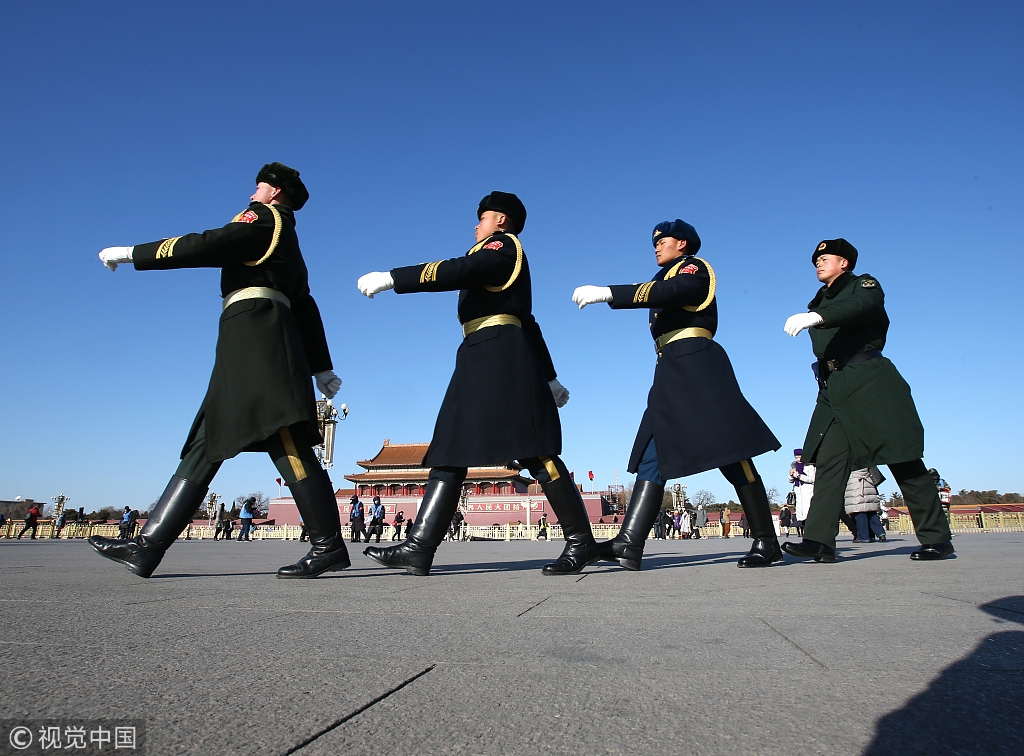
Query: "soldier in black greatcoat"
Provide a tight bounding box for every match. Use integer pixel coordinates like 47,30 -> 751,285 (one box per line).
572,219 -> 783,569
90,163 -> 350,579
356,192 -> 598,576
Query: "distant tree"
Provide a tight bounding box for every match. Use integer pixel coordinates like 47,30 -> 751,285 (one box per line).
85,506 -> 124,522
949,489 -> 1024,506
765,486 -> 780,508
694,490 -> 717,509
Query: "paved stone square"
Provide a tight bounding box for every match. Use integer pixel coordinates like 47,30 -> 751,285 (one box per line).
1,532 -> 1022,755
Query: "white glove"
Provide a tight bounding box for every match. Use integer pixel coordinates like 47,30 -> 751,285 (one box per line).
314,370 -> 342,399
99,246 -> 134,271
572,285 -> 613,309
357,271 -> 395,298
548,378 -> 569,408
783,312 -> 825,337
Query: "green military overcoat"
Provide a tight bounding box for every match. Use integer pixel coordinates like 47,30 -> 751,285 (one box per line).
802,272 -> 925,467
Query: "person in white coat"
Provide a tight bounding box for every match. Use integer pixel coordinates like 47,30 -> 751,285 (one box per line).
788,449 -> 815,530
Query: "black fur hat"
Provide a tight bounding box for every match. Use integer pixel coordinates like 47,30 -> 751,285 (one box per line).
256,162 -> 309,210
812,238 -> 858,271
477,191 -> 527,234
652,219 -> 701,253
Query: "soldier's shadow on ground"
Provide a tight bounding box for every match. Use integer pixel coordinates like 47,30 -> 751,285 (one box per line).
643,552 -> 734,569
151,571 -> 278,579
429,558 -> 561,574
836,543 -> 954,562
862,596 -> 1024,756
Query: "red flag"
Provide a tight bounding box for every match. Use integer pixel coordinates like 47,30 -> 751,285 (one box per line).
570,471 -> 575,480
588,471 -> 594,481
276,478 -> 282,486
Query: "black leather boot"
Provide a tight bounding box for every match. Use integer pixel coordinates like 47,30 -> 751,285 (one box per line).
910,540 -> 955,560
782,539 -> 837,563
89,476 -> 206,578
735,481 -> 783,568
277,469 -> 350,578
595,480 -> 665,570
364,478 -> 460,576
540,460 -> 600,575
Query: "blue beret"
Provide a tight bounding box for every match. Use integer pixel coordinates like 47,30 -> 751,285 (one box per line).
652,219 -> 701,253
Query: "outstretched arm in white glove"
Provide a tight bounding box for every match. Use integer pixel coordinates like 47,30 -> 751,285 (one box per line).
98,246 -> 134,271
571,285 -> 613,309
548,378 -> 570,408
314,370 -> 342,399
357,272 -> 395,298
783,312 -> 825,337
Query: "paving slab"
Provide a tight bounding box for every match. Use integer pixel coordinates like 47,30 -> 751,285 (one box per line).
1,533 -> 1022,755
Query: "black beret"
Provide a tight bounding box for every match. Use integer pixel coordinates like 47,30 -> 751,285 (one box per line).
477,191 -> 527,234
652,219 -> 701,254
256,162 -> 309,210
811,238 -> 858,271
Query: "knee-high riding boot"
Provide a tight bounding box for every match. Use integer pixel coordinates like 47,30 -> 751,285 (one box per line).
364,478 -> 461,576
277,469 -> 350,578
540,466 -> 599,575
596,480 -> 665,570
89,476 -> 207,578
735,481 -> 783,567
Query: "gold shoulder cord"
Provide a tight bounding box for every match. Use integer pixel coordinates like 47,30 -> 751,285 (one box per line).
243,203 -> 283,267
681,257 -> 716,312
663,259 -> 686,279
467,233 -> 524,292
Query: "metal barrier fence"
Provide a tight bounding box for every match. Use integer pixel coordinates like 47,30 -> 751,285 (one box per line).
3,512 -> 1022,541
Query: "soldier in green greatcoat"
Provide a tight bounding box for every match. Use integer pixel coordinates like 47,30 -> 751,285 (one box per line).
781,238 -> 953,562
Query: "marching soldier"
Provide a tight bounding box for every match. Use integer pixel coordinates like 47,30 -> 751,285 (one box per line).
90,163 -> 350,579
572,219 -> 783,569
782,239 -> 953,561
356,191 -> 598,575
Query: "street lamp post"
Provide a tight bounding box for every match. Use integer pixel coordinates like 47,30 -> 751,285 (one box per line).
315,398 -> 349,470
206,492 -> 220,528
51,494 -> 69,539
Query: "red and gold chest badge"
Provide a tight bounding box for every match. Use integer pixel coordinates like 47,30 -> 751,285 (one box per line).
232,209 -> 259,224
679,264 -> 699,275
484,240 -> 503,250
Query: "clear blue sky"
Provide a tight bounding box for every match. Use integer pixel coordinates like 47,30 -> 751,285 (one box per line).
2,1 -> 1021,511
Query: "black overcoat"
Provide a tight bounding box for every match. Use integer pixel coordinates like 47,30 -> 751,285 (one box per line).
133,202 -> 333,462
391,231 -> 561,467
609,255 -> 780,479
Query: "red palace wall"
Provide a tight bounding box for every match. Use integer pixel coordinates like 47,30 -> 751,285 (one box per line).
268,492 -> 606,527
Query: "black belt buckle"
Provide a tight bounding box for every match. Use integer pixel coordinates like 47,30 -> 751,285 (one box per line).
825,359 -> 839,372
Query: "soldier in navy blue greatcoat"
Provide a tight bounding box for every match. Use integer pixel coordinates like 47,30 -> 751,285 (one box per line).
356,192 -> 598,576
572,219 -> 782,569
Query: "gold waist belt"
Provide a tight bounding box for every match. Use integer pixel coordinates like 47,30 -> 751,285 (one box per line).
655,327 -> 713,353
462,314 -> 522,338
223,286 -> 291,311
